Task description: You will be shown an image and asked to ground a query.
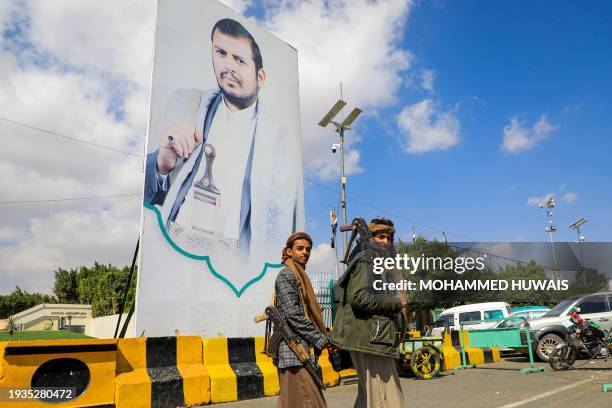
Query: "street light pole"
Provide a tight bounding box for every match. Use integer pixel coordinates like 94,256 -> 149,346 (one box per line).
319,99 -> 362,266
338,126 -> 348,254
539,195 -> 559,280
569,217 -> 587,285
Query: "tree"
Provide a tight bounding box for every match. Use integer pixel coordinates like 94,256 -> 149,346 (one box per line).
0,287 -> 55,319
76,262 -> 137,317
1,262 -> 137,320
396,237 -> 497,309
394,240 -> 564,315
566,268 -> 608,296
53,268 -> 79,303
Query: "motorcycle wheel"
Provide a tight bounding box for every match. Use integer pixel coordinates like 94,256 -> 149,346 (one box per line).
549,345 -> 577,371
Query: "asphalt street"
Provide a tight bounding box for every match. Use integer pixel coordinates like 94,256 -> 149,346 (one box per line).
209,356 -> 611,408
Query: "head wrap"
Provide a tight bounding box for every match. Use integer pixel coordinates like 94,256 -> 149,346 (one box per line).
281,232 -> 313,263
368,222 -> 395,237
280,231 -> 328,337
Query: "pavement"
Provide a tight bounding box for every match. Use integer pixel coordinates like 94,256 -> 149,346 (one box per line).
207,355 -> 611,408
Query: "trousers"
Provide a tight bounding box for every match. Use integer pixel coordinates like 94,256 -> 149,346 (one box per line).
350,351 -> 404,408
277,366 -> 326,408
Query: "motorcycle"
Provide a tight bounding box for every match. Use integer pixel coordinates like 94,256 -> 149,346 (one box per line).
549,307 -> 612,371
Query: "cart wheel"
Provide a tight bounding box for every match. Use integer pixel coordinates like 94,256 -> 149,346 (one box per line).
410,346 -> 441,380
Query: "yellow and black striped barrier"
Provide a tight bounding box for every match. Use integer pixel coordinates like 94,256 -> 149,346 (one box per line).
442,330 -> 500,370
115,336 -> 210,407
203,336 -> 281,403
1,334 -> 388,406
0,338 -> 117,407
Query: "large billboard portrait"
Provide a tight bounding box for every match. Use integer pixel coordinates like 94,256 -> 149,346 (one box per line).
136,0 -> 303,337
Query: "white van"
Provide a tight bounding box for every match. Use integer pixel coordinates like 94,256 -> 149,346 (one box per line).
433,302 -> 512,331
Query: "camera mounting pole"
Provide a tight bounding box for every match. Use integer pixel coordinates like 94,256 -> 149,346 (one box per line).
318,87 -> 362,267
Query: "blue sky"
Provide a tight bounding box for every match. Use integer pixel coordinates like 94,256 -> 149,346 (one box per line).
300,1 -> 612,246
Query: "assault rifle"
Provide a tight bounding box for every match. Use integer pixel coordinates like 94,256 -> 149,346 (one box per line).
263,305 -> 326,390
339,217 -> 375,265
338,217 -> 409,347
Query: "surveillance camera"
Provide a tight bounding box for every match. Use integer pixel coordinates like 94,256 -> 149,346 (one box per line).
331,143 -> 340,153
539,203 -> 544,209
579,236 -> 586,242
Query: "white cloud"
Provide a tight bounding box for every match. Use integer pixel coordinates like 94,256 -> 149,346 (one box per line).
397,99 -> 460,154
527,192 -> 575,206
220,0 -> 253,13
562,192 -> 577,203
0,2 -> 12,29
314,149 -> 363,181
0,203 -> 141,293
265,0 -> 414,178
0,226 -> 25,242
307,243 -> 338,280
0,1 -> 148,293
502,115 -> 558,153
26,1 -> 154,84
527,196 -> 547,206
420,69 -> 435,92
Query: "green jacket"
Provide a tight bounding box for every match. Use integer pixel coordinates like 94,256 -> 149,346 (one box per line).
330,248 -> 403,359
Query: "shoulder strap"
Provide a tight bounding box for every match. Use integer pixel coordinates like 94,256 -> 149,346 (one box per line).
338,250 -> 367,288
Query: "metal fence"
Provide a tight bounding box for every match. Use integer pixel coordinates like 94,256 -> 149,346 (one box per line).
310,270 -> 335,327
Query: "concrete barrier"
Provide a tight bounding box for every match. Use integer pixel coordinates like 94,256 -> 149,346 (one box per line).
204,337 -> 283,403
253,336 -> 280,396
318,348 -> 341,386
442,330 -> 500,370
0,335 -> 355,407
0,338 -> 117,407
115,337 -> 150,408
115,336 -> 210,408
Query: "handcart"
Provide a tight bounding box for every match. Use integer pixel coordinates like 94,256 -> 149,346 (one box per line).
397,334 -> 444,379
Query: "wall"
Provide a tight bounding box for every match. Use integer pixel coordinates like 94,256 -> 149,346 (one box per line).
88,314 -> 134,339
23,317 -> 57,331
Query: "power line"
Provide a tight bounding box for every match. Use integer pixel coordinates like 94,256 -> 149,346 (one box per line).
0,193 -> 140,205
305,176 -> 553,270
304,177 -> 477,241
0,113 -> 475,242
0,116 -> 143,158
307,201 -> 334,224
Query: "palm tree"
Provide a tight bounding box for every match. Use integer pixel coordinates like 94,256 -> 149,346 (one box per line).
7,316 -> 18,341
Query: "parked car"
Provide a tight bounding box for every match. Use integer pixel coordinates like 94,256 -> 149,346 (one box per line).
530,292 -> 612,361
431,302 -> 512,332
511,305 -> 550,317
495,307 -> 550,328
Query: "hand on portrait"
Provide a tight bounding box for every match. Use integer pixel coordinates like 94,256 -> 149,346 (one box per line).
157,123 -> 203,174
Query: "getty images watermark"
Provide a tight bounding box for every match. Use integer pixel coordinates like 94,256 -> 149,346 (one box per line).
371,253 -> 569,292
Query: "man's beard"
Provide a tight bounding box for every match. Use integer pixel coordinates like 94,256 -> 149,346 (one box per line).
220,84 -> 258,110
